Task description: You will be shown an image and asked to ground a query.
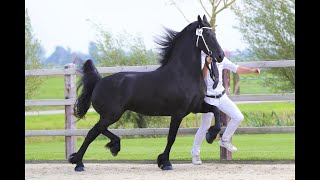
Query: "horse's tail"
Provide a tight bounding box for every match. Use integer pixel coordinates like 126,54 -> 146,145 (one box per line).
73,59 -> 101,119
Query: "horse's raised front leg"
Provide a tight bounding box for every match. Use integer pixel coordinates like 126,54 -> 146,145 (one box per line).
205,105 -> 221,144
157,115 -> 183,170
193,101 -> 222,144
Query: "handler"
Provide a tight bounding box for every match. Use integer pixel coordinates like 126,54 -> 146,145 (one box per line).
191,51 -> 261,165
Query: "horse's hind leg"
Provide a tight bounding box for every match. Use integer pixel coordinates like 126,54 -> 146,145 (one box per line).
68,113 -> 122,171
68,118 -> 105,171
101,129 -> 121,156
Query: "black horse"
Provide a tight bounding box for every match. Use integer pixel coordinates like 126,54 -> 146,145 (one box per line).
68,15 -> 224,171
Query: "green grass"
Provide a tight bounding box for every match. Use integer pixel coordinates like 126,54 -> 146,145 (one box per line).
237,102 -> 295,127
30,75 -> 66,99
25,134 -> 294,160
237,101 -> 295,112
25,112 -> 99,130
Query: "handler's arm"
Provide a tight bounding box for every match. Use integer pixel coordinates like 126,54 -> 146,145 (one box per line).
236,66 -> 261,75
202,56 -> 212,79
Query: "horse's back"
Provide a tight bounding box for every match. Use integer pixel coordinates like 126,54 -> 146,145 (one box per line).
90,70 -> 180,115
91,71 -> 158,114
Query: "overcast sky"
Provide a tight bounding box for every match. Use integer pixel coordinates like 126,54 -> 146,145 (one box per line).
25,0 -> 248,57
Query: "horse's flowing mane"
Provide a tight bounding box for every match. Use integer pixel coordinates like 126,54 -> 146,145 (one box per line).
154,27 -> 182,67
154,22 -> 198,67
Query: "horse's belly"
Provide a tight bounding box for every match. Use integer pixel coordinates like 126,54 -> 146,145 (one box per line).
127,98 -> 185,116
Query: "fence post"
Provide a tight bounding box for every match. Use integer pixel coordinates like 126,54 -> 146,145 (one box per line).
220,69 -> 232,160
64,63 -> 77,159
233,72 -> 240,95
195,113 -> 199,127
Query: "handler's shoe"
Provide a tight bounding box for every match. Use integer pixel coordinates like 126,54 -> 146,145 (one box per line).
218,139 -> 237,153
191,151 -> 202,165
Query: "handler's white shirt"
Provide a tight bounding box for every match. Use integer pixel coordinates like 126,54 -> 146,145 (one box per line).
201,51 -> 239,105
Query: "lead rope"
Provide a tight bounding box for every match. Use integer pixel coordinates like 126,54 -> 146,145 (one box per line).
205,57 -> 219,89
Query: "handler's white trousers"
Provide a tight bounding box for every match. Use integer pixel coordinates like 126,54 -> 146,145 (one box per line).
191,94 -> 244,156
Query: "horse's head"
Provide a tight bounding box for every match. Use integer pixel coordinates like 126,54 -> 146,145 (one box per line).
196,15 -> 224,63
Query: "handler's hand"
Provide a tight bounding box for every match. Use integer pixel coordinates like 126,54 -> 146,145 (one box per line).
255,68 -> 261,74
205,56 -> 213,64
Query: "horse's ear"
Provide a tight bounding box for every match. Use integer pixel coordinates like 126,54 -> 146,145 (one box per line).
197,15 -> 202,24
203,15 -> 208,23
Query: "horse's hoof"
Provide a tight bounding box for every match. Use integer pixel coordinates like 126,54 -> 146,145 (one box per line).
74,163 -> 85,172
68,153 -> 77,164
74,166 -> 85,172
205,132 -> 215,144
206,127 -> 221,144
105,143 -> 120,156
161,165 -> 173,170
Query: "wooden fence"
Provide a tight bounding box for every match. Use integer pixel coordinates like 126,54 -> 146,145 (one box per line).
25,60 -> 295,160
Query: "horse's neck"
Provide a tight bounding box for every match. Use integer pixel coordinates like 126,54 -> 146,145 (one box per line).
163,37 -> 202,77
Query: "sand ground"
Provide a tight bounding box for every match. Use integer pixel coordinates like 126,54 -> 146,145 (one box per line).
25,162 -> 295,180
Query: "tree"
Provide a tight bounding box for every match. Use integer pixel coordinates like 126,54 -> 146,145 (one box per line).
45,46 -> 73,67
25,9 -> 44,99
169,0 -> 237,31
231,0 -> 295,92
88,41 -> 98,63
91,24 -> 158,67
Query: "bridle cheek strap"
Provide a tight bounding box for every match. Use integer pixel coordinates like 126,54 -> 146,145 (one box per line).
197,26 -> 219,89
196,26 -> 213,55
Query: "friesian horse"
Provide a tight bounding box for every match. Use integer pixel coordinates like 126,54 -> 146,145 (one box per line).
68,15 -> 224,171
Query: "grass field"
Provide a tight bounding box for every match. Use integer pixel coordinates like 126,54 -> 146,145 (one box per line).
25,134 -> 294,161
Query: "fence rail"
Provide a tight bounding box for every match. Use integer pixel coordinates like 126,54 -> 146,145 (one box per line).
25,60 -> 295,76
25,126 -> 295,137
25,60 -> 295,160
25,93 -> 295,106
